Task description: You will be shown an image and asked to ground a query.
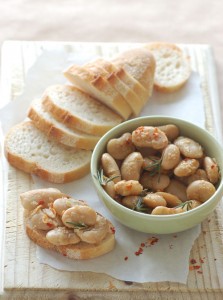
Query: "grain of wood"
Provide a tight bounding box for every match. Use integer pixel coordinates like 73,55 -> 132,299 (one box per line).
1,41 -> 223,299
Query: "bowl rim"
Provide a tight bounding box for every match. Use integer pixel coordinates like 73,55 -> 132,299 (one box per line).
91,115 -> 223,220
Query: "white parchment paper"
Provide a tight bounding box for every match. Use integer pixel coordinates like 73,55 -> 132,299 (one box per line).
0,46 -> 205,283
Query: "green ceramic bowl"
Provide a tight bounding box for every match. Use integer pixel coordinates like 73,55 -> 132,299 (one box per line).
91,116 -> 223,234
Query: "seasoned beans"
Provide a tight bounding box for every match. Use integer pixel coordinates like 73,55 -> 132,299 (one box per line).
98,124 -> 220,216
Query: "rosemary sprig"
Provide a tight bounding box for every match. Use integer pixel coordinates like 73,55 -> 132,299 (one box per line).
66,221 -> 89,229
94,168 -> 120,186
133,196 -> 148,212
174,200 -> 193,211
144,155 -> 163,178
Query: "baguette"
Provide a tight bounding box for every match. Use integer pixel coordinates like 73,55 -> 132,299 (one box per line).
21,188 -> 116,259
4,121 -> 92,183
63,65 -> 132,119
112,47 -> 156,100
84,59 -> 144,115
145,42 -> 191,92
41,85 -> 122,136
28,98 -> 100,150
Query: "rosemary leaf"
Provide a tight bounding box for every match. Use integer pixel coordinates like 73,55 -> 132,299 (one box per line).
133,196 -> 148,212
174,200 -> 193,211
66,221 -> 89,229
94,168 -> 120,186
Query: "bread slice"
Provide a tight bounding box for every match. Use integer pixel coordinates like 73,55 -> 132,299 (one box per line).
41,85 -> 122,136
97,58 -> 152,105
63,65 -> 132,120
28,98 -> 100,150
84,59 -> 144,115
145,42 -> 191,92
4,121 -> 92,183
112,47 -> 156,100
25,215 -> 115,259
21,188 -> 115,259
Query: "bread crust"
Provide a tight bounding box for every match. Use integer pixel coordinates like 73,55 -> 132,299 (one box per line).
95,59 -> 149,103
42,85 -> 122,136
84,60 -> 144,115
25,211 -> 115,259
28,99 -> 100,150
112,47 -> 156,99
64,66 -> 132,119
4,121 -> 91,183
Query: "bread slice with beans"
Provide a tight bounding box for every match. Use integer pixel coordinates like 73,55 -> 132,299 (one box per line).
41,85 -> 123,136
63,65 -> 132,120
25,217 -> 115,259
4,121 -> 92,183
21,188 -> 116,259
145,42 -> 191,93
28,98 -> 100,150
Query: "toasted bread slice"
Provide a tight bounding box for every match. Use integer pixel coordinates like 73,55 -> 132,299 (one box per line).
41,85 -> 122,136
25,216 -> 115,259
21,188 -> 115,259
112,47 -> 156,100
84,59 -> 144,115
4,121 -> 92,183
28,99 -> 100,150
145,42 -> 191,92
64,65 -> 132,119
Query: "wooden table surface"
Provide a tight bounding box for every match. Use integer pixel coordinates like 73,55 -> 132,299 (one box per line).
0,41 -> 223,300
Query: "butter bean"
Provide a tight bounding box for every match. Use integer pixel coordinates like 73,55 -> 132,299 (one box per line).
121,152 -> 143,181
140,172 -> 170,191
165,179 -> 188,202
158,124 -> 180,141
186,180 -> 216,202
156,192 -> 182,207
184,169 -> 209,185
203,156 -> 220,184
161,144 -> 181,170
143,193 -> 167,208
104,180 -> 116,199
151,206 -> 184,215
114,180 -> 143,196
174,136 -> 203,158
132,126 -> 168,149
101,153 -> 121,183
174,158 -> 199,177
122,195 -> 139,209
107,132 -> 135,160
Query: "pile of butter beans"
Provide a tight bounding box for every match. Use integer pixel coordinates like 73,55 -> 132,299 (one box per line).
99,124 -> 220,215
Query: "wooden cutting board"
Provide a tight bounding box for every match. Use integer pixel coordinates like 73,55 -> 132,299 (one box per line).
0,41 -> 223,300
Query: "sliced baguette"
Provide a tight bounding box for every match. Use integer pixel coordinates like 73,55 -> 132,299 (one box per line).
41,85 -> 122,136
22,188 -> 115,259
4,121 -> 92,183
96,58 -> 152,105
145,42 -> 191,92
84,59 -> 144,115
63,65 -> 132,119
28,98 -> 100,150
112,47 -> 156,100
